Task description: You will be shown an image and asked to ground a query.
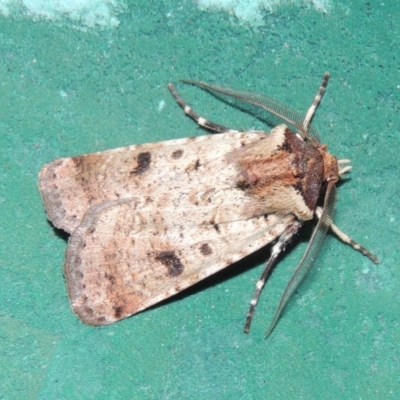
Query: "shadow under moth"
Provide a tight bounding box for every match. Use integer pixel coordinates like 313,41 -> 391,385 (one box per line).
39,73 -> 378,336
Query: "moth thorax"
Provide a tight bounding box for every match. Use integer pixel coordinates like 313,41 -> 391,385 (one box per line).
319,147 -> 339,183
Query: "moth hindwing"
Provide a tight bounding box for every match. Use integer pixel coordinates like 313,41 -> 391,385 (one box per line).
39,73 -> 378,336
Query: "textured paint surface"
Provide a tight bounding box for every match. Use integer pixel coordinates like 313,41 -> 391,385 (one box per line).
0,0 -> 126,29
196,0 -> 331,26
0,1 -> 399,399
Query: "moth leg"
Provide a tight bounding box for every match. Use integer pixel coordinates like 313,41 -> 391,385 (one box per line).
244,221 -> 300,333
243,240 -> 282,334
315,207 -> 379,263
302,73 -> 330,134
168,83 -> 232,133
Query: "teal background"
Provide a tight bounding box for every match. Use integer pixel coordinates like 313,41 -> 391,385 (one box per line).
1,1 -> 399,398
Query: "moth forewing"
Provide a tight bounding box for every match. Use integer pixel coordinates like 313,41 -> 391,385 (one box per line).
39,132 -> 265,233
39,73 -> 378,335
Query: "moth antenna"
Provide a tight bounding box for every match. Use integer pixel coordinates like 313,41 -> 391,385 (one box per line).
302,73 -> 330,137
315,208 -> 379,263
167,83 -> 232,133
181,79 -> 322,143
265,182 -> 337,337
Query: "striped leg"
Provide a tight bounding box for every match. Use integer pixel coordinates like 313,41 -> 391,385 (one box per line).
244,221 -> 300,333
243,240 -> 282,333
315,207 -> 379,263
168,83 -> 233,133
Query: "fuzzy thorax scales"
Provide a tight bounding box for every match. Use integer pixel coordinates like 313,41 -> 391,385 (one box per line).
233,124 -> 339,221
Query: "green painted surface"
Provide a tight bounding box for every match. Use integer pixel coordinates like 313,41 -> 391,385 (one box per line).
0,1 -> 399,398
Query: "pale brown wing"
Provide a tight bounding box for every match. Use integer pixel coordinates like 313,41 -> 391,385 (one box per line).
64,197 -> 296,325
39,132 -> 268,233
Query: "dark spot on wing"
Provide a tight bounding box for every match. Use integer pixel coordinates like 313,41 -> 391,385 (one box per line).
81,305 -> 93,316
132,152 -> 151,175
114,306 -> 123,318
71,156 -> 83,168
236,180 -> 250,191
104,253 -> 116,262
200,243 -> 212,256
104,273 -> 116,284
212,222 -> 220,232
155,250 -> 184,277
172,149 -> 183,159
195,159 -> 201,169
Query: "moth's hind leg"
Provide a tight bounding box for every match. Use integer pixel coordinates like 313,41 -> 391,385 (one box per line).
243,239 -> 283,334
244,220 -> 301,334
168,83 -> 232,133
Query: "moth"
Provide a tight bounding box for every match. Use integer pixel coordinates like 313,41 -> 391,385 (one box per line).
39,73 -> 378,336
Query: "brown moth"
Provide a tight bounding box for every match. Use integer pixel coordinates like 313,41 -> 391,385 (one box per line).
39,74 -> 378,336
